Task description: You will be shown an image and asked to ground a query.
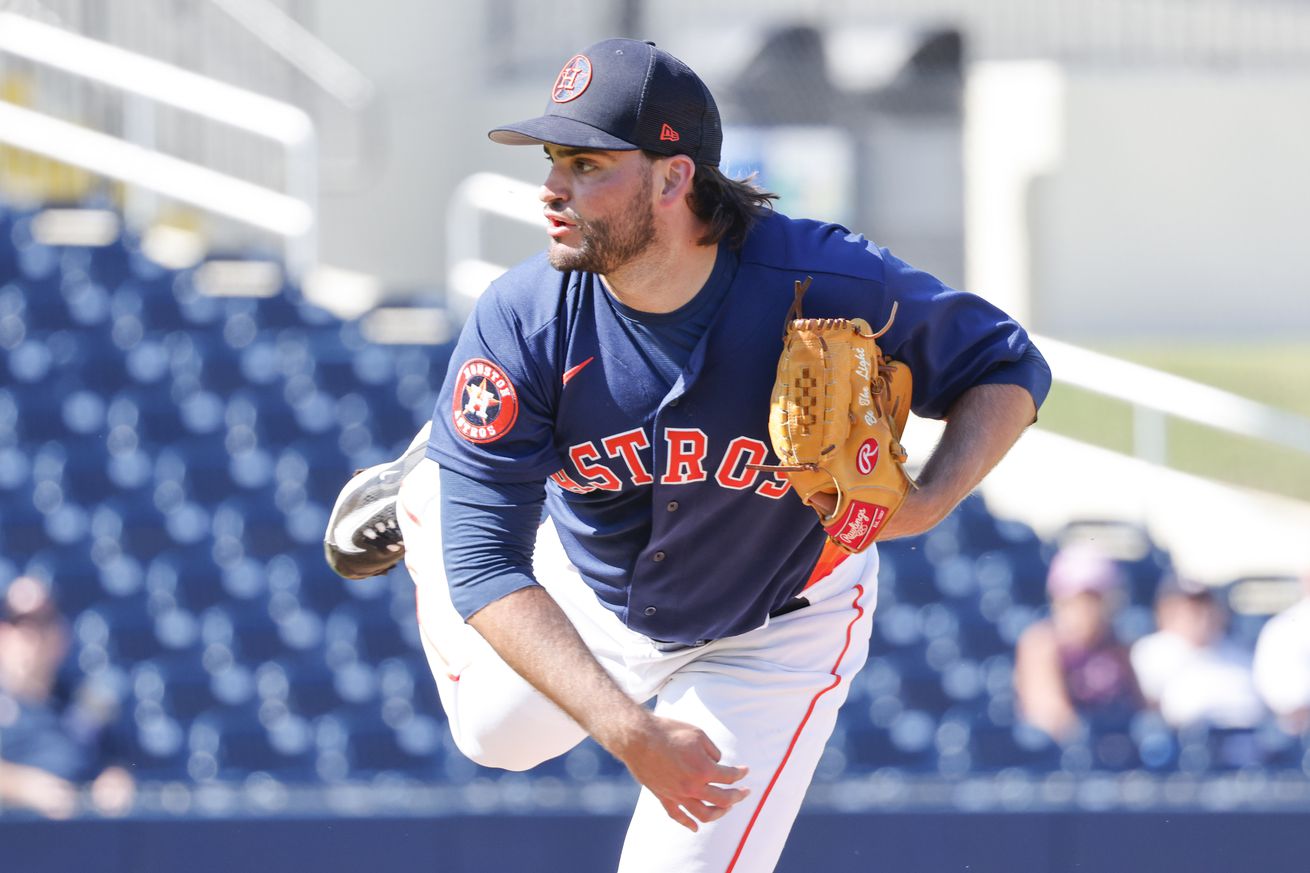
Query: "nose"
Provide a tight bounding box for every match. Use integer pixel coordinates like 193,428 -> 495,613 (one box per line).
539,163 -> 568,206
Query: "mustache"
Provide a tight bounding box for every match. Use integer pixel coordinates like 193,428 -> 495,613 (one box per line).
544,205 -> 583,225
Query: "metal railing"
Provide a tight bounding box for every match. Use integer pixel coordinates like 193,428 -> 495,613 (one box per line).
1032,336 -> 1310,465
0,12 -> 318,278
0,0 -> 378,193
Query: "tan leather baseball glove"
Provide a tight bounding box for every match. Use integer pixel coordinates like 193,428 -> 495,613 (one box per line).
754,277 -> 915,554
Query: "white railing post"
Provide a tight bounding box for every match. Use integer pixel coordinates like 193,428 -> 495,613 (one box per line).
1132,405 -> 1169,466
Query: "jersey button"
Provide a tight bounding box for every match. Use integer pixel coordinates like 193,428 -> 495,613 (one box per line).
644,606 -> 657,616
652,551 -> 666,562
668,398 -> 680,407
666,501 -> 679,512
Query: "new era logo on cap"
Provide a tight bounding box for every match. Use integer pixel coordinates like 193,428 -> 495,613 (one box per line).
488,38 -> 723,166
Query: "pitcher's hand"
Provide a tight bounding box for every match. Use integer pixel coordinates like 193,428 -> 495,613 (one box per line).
615,715 -> 750,832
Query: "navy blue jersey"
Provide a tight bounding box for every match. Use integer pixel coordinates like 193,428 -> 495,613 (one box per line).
428,211 -> 1050,645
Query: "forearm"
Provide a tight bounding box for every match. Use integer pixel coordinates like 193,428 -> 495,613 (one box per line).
884,382 -> 1036,538
0,759 -> 77,817
920,382 -> 1036,506
467,586 -> 653,757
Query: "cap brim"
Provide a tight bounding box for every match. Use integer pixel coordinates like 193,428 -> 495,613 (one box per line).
488,115 -> 639,151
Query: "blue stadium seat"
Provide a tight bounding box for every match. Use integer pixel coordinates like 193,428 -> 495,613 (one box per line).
1130,712 -> 1179,772
327,601 -> 415,662
132,280 -> 189,332
85,595 -> 159,662
885,647 -> 953,713
100,493 -> 171,559
193,705 -> 314,779
67,243 -> 133,291
226,600 -> 290,662
2,488 -> 56,560
1174,723 -> 1283,772
142,652 -> 217,720
969,722 -> 1062,771
876,539 -> 936,605
844,712 -> 939,773
1087,722 -> 1142,771
13,375 -> 83,442
67,330 -> 130,392
247,387 -> 305,445
150,547 -> 228,614
58,435 -> 116,504
253,290 -> 308,330
25,546 -> 100,614
61,272 -> 112,329
17,282 -> 71,329
954,601 -> 1011,659
268,654 -> 344,719
327,704 -> 439,778
990,541 -> 1050,607
125,710 -> 189,779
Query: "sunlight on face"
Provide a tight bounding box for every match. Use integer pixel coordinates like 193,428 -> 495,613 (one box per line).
542,148 -> 659,274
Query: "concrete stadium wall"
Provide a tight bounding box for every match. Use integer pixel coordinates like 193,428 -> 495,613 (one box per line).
967,63 -> 1310,339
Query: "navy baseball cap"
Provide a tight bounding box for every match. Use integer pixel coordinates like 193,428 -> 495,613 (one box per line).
489,39 -> 723,166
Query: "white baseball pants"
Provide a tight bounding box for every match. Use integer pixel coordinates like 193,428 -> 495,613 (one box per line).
398,458 -> 877,873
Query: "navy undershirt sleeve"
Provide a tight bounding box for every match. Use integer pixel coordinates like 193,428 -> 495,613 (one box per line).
439,465 -> 546,620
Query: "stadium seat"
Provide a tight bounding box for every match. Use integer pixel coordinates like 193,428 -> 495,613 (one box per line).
266,654 -> 343,719
844,711 -> 939,773
141,653 -> 217,720
192,705 -> 314,779
325,704 -> 439,778
26,546 -> 101,615
125,710 -> 190,779
969,721 -> 1063,771
877,539 -> 936,605
84,595 -> 159,663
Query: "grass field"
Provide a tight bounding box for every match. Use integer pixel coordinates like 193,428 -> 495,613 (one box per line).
1033,341 -> 1310,501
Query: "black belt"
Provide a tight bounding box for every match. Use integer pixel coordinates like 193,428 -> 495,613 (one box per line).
650,596 -> 810,653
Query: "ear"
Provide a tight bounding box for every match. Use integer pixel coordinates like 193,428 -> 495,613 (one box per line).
656,155 -> 696,206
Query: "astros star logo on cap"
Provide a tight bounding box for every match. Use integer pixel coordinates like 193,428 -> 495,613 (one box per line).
552,54 -> 593,103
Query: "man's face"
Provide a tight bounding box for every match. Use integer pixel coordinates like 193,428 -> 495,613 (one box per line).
539,145 -> 658,274
1052,591 -> 1111,649
0,578 -> 68,699
1158,594 -> 1223,648
0,614 -> 68,698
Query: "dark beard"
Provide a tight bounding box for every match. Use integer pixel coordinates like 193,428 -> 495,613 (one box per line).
547,175 -> 656,274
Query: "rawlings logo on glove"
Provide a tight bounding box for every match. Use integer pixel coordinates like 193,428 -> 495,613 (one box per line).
750,277 -> 916,554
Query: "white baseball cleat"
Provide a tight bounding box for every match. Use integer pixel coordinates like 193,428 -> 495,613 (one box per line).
323,421 -> 431,580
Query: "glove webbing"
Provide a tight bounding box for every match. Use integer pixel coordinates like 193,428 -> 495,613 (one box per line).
750,279 -> 900,475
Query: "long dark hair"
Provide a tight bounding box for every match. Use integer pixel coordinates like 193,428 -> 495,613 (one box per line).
687,164 -> 778,249
645,151 -> 778,249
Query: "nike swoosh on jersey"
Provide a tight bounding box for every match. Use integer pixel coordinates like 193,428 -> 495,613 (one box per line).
561,356 -> 595,386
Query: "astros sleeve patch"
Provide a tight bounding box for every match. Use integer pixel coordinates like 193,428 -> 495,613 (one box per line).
451,357 -> 520,444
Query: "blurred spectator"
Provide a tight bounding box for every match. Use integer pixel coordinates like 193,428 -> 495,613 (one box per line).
0,576 -> 134,818
1014,545 -> 1142,741
1252,570 -> 1310,734
1131,576 -> 1264,729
